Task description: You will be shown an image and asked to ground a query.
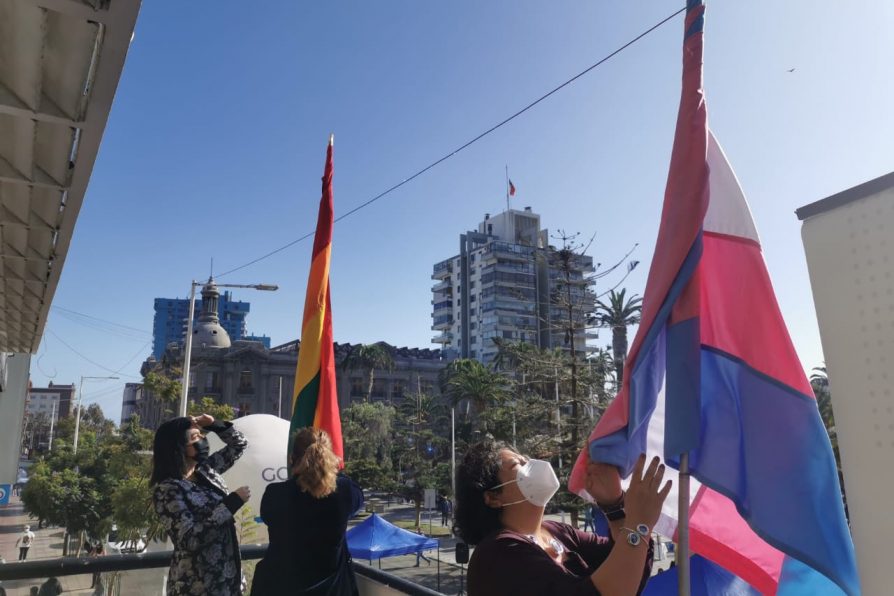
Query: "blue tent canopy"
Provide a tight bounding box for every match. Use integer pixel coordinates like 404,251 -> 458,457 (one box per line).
346,514 -> 439,561
644,555 -> 760,596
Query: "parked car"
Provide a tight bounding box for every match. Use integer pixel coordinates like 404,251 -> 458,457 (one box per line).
106,525 -> 146,554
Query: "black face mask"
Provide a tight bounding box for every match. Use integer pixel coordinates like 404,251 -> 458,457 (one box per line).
191,437 -> 210,463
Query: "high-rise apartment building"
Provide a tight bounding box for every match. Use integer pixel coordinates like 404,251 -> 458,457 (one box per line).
152,292 -> 270,358
431,208 -> 596,364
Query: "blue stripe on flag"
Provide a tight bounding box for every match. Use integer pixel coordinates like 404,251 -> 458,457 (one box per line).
692,348 -> 860,595
590,233 -> 703,476
665,317 -> 701,462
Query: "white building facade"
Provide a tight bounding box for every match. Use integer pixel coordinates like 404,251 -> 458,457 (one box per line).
432,208 -> 597,364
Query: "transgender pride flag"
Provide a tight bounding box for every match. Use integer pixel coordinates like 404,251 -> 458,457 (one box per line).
568,1 -> 860,594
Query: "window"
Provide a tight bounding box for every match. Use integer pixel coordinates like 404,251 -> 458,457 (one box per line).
350,378 -> 365,397
371,379 -> 387,400
237,402 -> 251,418
239,370 -> 253,391
392,381 -> 405,400
205,372 -> 220,392
471,335 -> 478,344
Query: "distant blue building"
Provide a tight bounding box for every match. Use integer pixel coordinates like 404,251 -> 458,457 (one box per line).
152,292 -> 269,358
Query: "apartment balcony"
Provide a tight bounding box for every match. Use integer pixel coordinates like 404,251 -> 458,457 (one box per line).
432,259 -> 453,280
431,299 -> 453,313
432,316 -> 453,331
432,332 -> 453,344
431,279 -> 451,293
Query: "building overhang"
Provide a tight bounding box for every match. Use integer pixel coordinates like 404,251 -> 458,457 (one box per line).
0,0 -> 141,353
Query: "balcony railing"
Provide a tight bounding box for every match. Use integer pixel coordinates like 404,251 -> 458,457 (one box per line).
0,545 -> 446,596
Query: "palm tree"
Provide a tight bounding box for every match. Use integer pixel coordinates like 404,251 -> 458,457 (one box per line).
591,288 -> 642,387
341,343 -> 395,403
438,359 -> 508,430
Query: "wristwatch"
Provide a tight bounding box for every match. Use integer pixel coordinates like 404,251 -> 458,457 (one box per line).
597,491 -> 626,522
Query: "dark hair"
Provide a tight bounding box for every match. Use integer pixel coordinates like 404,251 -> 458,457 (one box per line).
150,417 -> 193,485
452,440 -> 507,545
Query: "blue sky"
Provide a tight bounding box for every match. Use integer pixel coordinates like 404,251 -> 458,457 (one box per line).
35,0 -> 893,422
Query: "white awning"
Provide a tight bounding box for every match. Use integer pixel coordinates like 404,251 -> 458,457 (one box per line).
0,0 -> 141,353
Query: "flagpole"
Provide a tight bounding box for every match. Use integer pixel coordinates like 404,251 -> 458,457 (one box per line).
505,165 -> 510,213
678,451 -> 691,596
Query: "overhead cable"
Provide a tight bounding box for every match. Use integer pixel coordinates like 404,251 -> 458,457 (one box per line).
216,7 -> 685,278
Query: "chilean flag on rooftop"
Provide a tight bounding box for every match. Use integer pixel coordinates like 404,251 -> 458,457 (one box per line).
568,1 -> 860,593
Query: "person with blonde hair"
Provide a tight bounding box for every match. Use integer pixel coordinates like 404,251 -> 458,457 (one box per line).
251,427 -> 364,595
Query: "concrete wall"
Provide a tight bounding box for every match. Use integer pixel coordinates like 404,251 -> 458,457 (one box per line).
801,174 -> 894,594
0,353 -> 31,486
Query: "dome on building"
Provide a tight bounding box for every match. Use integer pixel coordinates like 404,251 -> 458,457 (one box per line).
192,278 -> 231,349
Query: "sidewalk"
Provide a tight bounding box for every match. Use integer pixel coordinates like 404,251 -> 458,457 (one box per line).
0,494 -> 94,595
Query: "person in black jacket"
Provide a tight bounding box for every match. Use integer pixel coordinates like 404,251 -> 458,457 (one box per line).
251,427 -> 364,596
151,414 -> 250,596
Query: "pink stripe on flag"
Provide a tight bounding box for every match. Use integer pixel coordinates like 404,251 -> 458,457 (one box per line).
690,486 -> 785,595
700,233 -> 814,396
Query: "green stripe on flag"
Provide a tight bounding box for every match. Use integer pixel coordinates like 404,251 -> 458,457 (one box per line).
289,370 -> 321,440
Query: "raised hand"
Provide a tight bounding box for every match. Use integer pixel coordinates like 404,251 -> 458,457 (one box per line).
624,454 -> 672,529
585,460 -> 624,506
191,414 -> 215,428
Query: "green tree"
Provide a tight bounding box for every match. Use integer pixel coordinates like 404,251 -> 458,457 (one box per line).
592,288 -> 642,387
188,396 -> 236,421
143,369 -> 182,425
342,401 -> 396,491
438,359 -> 508,434
341,343 -> 395,403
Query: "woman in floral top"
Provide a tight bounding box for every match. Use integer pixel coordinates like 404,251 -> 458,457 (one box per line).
151,414 -> 250,596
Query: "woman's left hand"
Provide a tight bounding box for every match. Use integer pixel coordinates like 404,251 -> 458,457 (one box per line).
191,414 -> 215,428
585,459 -> 624,506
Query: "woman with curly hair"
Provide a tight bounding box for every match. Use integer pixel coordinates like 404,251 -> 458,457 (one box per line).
251,427 -> 364,596
453,440 -> 671,596
151,414 -> 250,596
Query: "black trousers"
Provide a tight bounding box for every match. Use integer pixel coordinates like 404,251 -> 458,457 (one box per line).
19,547 -> 29,560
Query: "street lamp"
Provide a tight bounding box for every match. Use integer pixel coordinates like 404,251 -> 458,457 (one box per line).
73,375 -> 119,454
179,280 -> 278,417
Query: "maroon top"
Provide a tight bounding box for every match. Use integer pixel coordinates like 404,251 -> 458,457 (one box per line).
467,521 -> 653,596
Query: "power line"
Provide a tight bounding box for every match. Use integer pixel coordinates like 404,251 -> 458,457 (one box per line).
217,7 -> 685,279
45,329 -> 142,379
50,305 -> 151,336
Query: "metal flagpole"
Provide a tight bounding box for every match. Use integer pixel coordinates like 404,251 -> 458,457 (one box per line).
505,165 -> 510,213
277,376 -> 283,418
678,452 -> 691,596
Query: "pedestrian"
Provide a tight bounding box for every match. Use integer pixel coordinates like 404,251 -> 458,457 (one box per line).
91,544 -> 105,594
414,527 -> 431,567
582,504 -> 594,532
15,525 -> 35,561
151,413 -> 249,596
37,577 -> 62,596
439,494 -> 451,526
251,428 -> 363,596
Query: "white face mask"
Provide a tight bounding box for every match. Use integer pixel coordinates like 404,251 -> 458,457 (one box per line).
490,459 -> 560,508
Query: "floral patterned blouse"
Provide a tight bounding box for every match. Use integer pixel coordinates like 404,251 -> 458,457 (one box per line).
153,420 -> 248,596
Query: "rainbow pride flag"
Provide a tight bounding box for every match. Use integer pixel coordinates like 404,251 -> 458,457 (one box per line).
569,2 -> 859,593
290,136 -> 343,461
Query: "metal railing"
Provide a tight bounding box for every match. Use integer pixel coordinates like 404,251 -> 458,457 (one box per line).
0,545 -> 446,596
